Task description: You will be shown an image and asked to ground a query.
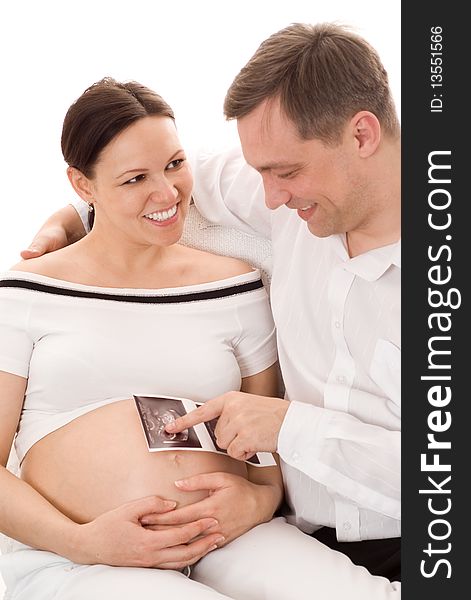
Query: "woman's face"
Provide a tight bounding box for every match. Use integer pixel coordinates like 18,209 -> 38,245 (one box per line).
88,115 -> 193,248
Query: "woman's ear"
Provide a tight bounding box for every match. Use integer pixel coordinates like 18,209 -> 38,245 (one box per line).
67,167 -> 95,204
350,111 -> 381,158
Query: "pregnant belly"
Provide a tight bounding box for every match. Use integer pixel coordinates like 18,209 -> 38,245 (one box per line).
20,399 -> 247,523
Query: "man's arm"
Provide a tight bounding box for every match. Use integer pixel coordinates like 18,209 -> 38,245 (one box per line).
169,392 -> 400,521
277,400 -> 400,519
192,146 -> 271,239
22,146 -> 269,259
21,203 -> 87,259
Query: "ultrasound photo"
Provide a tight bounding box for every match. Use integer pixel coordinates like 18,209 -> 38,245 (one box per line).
134,395 -> 201,449
134,394 -> 275,466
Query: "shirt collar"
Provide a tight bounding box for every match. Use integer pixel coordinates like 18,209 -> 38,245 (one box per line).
331,236 -> 401,281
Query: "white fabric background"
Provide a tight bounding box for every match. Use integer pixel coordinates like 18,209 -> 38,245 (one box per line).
0,0 -> 400,271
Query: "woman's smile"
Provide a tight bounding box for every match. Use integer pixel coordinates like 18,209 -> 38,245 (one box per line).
143,203 -> 179,226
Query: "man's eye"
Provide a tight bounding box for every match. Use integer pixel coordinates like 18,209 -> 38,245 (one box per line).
278,170 -> 297,179
166,158 -> 185,170
124,174 -> 146,185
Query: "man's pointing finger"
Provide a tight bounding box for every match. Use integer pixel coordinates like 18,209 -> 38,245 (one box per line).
165,397 -> 224,433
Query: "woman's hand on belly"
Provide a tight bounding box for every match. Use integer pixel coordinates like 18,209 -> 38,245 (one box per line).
70,494 -> 224,570
140,471 -> 281,546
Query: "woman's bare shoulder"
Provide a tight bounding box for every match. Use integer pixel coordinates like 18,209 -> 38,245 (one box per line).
178,245 -> 255,281
10,249 -> 75,278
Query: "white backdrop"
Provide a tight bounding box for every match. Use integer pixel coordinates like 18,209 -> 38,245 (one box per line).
1,0 -> 400,594
0,0 -> 400,271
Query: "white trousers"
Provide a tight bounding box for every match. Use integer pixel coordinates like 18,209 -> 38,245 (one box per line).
0,518 -> 400,599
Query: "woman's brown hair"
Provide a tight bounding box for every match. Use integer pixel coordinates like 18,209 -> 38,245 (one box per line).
61,77 -> 174,227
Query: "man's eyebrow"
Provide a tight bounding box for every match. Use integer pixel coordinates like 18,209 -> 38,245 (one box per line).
116,149 -> 184,179
256,161 -> 304,173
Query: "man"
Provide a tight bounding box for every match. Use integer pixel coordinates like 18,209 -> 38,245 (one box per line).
23,23 -> 401,585
169,21 -> 401,581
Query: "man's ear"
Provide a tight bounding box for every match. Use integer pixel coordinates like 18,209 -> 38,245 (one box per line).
350,111 -> 381,158
67,167 -> 95,204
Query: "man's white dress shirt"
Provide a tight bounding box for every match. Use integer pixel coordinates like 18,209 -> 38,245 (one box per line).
192,147 -> 401,542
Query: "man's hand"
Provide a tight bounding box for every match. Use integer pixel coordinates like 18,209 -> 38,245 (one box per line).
69,495 -> 224,570
20,205 -> 86,259
140,472 -> 282,546
166,391 -> 289,460
20,226 -> 70,259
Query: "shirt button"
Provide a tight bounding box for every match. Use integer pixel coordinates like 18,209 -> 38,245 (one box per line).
334,320 -> 341,329
343,521 -> 351,531
292,451 -> 300,462
336,375 -> 346,384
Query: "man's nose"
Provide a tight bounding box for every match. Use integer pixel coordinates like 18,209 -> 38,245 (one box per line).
262,176 -> 291,210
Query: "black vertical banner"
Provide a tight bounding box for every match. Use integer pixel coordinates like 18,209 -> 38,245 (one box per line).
403,2 -> 467,597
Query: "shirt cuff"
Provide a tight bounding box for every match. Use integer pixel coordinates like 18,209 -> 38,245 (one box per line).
277,401 -> 330,467
334,498 -> 360,541
71,199 -> 90,234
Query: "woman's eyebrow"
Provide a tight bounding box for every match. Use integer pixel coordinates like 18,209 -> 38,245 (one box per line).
115,168 -> 148,179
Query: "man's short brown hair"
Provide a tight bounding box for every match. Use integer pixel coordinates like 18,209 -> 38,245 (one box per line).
224,22 -> 400,144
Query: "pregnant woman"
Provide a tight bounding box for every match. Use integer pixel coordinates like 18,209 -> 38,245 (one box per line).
0,78 -> 399,599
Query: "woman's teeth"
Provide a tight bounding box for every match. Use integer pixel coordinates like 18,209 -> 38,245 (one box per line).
145,205 -> 177,222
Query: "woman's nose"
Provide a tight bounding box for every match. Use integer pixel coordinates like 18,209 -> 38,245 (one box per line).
149,179 -> 178,204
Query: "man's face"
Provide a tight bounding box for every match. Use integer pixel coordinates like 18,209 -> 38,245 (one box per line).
237,98 -> 371,238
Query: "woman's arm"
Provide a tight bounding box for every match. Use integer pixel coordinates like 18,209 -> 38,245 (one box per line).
0,372 -> 76,553
20,204 -> 86,259
0,371 -> 224,569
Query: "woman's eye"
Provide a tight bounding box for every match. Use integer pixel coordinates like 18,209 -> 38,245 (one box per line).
166,158 -> 185,170
124,174 -> 146,185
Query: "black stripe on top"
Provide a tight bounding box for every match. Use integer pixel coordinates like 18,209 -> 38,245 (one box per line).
0,278 -> 264,304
